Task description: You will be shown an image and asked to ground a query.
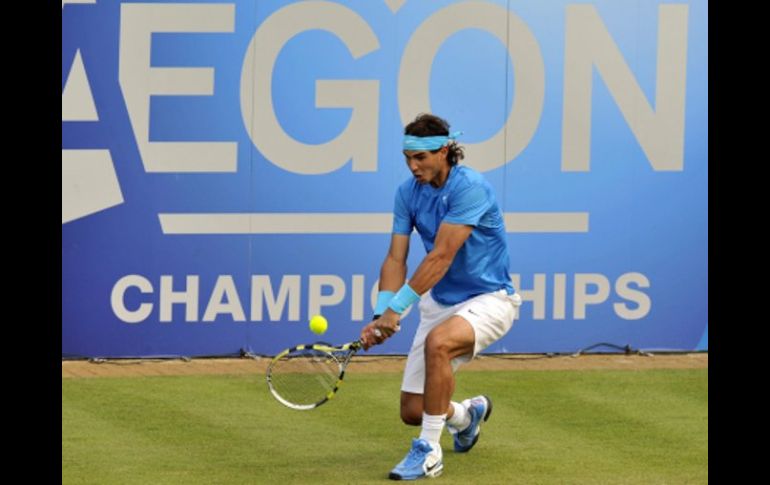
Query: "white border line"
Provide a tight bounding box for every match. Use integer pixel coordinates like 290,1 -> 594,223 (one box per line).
159,212 -> 589,234
503,212 -> 589,233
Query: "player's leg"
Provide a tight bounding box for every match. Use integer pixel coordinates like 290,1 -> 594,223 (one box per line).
399,392 -> 423,426
422,315 -> 475,416
400,389 -> 457,426
390,295 -> 460,480
398,291 -> 461,425
390,317 -> 474,480
445,290 -> 520,452
392,385 -> 448,479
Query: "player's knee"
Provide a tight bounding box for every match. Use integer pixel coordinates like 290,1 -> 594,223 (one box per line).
400,395 -> 423,425
424,330 -> 451,358
400,406 -> 422,426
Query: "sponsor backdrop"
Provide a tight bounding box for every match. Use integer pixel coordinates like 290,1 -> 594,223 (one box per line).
62,0 -> 708,358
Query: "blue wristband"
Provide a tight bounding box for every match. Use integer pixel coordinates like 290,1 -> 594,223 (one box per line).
374,291 -> 395,316
388,284 -> 420,314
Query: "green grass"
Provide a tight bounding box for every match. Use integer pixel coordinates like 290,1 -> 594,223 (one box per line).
62,369 -> 707,484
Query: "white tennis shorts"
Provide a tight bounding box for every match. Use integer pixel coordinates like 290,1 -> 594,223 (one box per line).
401,289 -> 522,394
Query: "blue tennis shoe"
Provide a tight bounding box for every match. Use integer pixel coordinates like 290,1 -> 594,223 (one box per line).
388,438 -> 443,480
451,395 -> 492,453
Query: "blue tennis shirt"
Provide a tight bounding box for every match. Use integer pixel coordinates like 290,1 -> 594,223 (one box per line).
392,165 -> 514,305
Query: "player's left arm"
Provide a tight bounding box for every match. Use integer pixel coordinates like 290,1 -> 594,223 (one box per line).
375,222 -> 472,335
403,222 -> 472,294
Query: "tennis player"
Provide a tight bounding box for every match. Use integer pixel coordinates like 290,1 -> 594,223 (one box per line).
360,113 -> 522,480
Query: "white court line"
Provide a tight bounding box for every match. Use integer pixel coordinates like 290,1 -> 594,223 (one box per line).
158,212 -> 589,234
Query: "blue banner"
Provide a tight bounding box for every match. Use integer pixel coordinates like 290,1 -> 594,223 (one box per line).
62,0 -> 708,357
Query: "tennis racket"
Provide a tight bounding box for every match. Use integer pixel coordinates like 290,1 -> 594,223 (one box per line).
266,338 -> 367,410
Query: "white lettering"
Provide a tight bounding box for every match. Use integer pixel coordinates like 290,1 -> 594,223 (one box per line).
62,50 -> 98,121
399,2 -> 544,172
614,272 -> 652,319
61,43 -> 123,223
159,275 -> 199,322
562,5 -> 688,171
111,275 -> 153,323
553,273 -> 567,320
119,3 -> 237,172
511,273 -> 547,320
241,1 -> 379,174
62,150 -> 124,224
573,273 -> 611,319
308,275 -> 346,317
251,275 -> 301,322
203,275 -> 246,322
113,272 -> 651,323
351,274 -> 365,321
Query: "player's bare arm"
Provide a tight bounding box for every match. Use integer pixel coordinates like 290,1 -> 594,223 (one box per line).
361,234 -> 410,347
380,234 -> 410,292
403,222 -> 473,294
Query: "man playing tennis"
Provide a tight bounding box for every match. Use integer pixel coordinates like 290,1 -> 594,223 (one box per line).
361,113 -> 521,480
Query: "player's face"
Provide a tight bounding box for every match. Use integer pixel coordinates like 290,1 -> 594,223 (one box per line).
403,147 -> 449,187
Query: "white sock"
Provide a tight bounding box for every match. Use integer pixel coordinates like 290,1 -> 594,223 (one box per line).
419,413 -> 446,449
446,401 -> 471,431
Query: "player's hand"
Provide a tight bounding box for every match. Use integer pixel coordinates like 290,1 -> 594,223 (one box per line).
360,313 -> 400,350
360,321 -> 380,350
376,310 -> 401,338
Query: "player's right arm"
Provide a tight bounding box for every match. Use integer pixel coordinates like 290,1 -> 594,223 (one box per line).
361,186 -> 414,349
361,234 -> 410,349
379,234 -> 409,292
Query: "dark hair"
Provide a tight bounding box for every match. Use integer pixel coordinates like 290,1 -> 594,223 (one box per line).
404,113 -> 465,166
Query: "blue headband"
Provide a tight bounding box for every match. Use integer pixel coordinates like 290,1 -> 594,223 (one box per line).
403,131 -> 463,151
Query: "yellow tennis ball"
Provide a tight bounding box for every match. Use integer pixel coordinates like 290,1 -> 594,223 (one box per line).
309,315 -> 328,335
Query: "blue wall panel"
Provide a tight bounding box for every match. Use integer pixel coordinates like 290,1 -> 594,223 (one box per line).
62,0 -> 708,357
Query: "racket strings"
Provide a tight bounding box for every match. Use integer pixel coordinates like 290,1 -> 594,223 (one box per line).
269,348 -> 341,406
